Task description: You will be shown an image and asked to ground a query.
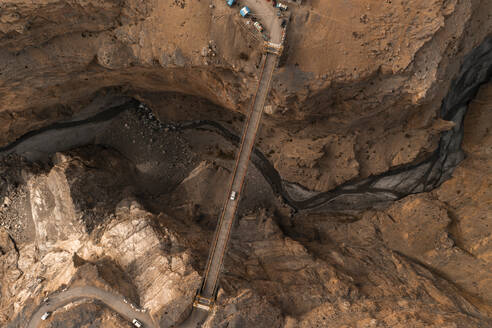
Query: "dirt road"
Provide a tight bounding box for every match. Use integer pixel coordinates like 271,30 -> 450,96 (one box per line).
245,0 -> 284,44
27,286 -> 156,328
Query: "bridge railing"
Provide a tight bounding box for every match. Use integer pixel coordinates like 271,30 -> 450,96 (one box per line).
194,16 -> 286,310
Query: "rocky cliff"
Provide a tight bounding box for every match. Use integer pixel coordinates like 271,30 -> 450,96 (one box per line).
1,0 -> 491,190
0,0 -> 491,327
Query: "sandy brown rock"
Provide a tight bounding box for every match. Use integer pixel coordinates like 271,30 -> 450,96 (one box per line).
287,83 -> 492,324
0,0 -> 491,192
1,110 -> 491,327
212,210 -> 487,328
0,1 -> 491,326
0,149 -> 202,326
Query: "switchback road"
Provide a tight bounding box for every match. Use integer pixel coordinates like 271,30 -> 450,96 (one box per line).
27,286 -> 156,328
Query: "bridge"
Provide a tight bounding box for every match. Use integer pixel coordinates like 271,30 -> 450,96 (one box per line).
193,3 -> 286,315
193,51 -> 280,310
26,0 -> 287,327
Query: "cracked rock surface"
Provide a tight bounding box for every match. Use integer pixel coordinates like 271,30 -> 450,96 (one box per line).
0,0 -> 491,193
1,80 -> 491,326
0,0 -> 492,327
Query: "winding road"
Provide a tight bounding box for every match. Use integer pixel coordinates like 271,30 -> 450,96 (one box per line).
27,286 -> 156,328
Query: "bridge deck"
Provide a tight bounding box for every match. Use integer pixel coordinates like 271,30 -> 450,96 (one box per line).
199,52 -> 278,300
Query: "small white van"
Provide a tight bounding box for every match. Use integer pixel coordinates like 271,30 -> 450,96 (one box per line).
41,312 -> 51,320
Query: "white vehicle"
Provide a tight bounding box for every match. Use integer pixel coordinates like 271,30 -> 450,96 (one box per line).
253,21 -> 264,32
132,319 -> 143,327
230,191 -> 237,200
41,312 -> 51,320
276,2 -> 288,10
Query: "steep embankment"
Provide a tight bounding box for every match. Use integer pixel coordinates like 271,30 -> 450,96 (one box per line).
0,0 -> 491,194
1,33 -> 491,211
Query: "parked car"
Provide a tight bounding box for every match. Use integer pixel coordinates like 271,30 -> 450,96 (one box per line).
276,2 -> 288,10
132,319 -> 143,327
227,0 -> 236,6
41,312 -> 51,320
230,191 -> 237,200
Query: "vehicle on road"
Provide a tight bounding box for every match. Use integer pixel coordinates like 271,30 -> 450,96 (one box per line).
281,19 -> 287,28
227,0 -> 236,6
41,312 -> 51,320
276,2 -> 288,10
43,297 -> 49,303
194,295 -> 214,311
132,318 -> 143,327
239,6 -> 251,17
230,191 -> 237,200
254,22 -> 264,32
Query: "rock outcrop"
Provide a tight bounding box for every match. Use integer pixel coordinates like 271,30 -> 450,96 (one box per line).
0,148 -> 201,326
0,0 -> 492,327
0,0 -> 491,192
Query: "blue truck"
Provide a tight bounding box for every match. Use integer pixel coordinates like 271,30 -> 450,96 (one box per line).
227,0 -> 236,6
239,6 -> 251,17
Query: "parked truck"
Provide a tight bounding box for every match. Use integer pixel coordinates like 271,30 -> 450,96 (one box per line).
239,6 -> 251,17
227,0 -> 236,7
253,21 -> 264,32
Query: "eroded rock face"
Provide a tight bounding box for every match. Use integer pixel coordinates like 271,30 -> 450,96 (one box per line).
0,91 -> 491,327
0,0 -> 491,193
208,211 -> 486,328
0,1 -> 492,327
98,200 -> 201,321
0,148 -> 202,326
288,83 -> 492,324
